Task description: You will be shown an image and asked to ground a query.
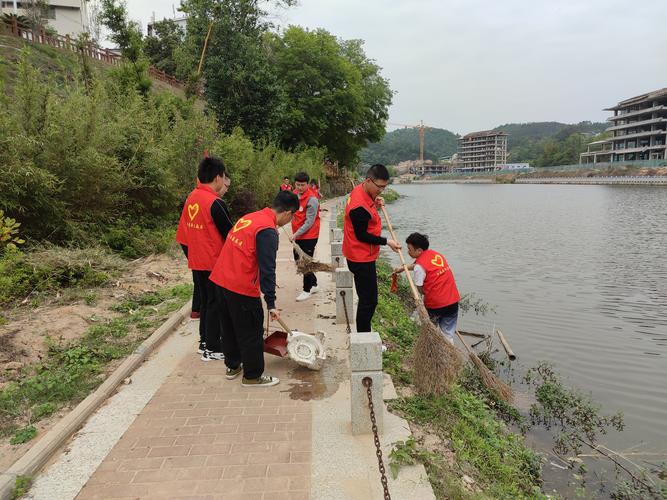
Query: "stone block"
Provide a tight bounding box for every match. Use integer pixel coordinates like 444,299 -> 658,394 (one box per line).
334,268 -> 353,288
335,287 -> 354,325
330,242 -> 343,256
328,217 -> 338,229
331,254 -> 343,270
332,228 -> 343,242
351,371 -> 384,435
349,332 -> 382,372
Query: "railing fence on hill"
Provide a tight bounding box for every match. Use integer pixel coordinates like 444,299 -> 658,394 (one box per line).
1,18 -> 185,90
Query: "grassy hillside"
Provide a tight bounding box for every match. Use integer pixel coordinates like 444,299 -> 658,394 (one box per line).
360,127 -> 459,165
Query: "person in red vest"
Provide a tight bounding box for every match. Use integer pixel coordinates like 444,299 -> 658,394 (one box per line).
309,179 -> 321,199
280,176 -> 292,192
209,190 -> 299,387
393,233 -> 460,344
343,164 -> 401,333
289,171 -> 321,302
176,157 -> 233,359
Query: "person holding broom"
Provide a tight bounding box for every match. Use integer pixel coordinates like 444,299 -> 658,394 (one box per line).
176,157 -> 233,359
393,232 -> 460,344
343,164 -> 401,333
289,172 -> 321,302
209,190 -> 299,387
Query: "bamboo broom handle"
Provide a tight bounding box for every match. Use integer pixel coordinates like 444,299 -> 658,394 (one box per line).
455,331 -> 474,355
276,317 -> 293,334
280,227 -> 308,258
380,205 -> 421,302
496,329 -> 516,360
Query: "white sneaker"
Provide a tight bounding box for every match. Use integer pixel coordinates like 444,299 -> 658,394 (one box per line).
201,350 -> 225,361
296,291 -> 311,302
309,285 -> 320,294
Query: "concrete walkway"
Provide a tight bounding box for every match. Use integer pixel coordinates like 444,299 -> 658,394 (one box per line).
27,199 -> 434,500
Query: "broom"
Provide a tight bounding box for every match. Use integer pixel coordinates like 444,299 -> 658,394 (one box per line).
281,228 -> 334,274
455,331 -> 514,403
379,205 -> 463,395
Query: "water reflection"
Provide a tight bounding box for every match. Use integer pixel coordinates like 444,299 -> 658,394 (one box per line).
387,183 -> 667,450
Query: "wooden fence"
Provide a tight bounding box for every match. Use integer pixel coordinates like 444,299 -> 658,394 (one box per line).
2,18 -> 185,90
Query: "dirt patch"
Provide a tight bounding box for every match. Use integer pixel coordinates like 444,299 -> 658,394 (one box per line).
0,252 -> 190,384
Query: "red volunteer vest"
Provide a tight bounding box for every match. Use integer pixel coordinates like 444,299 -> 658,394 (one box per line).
175,185 -> 224,271
280,183 -> 292,191
291,188 -> 321,240
343,184 -> 382,263
415,249 -> 460,309
209,208 -> 277,298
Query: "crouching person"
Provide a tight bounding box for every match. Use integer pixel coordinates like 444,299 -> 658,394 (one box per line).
394,232 -> 460,344
209,190 -> 299,387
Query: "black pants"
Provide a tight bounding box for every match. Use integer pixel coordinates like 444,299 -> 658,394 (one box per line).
346,259 -> 378,333
293,238 -> 318,292
191,270 -> 201,314
216,286 -> 265,379
180,244 -> 201,316
192,270 -> 222,352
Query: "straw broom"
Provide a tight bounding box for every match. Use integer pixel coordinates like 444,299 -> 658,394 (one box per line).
455,331 -> 513,403
380,205 -> 463,395
281,228 -> 334,274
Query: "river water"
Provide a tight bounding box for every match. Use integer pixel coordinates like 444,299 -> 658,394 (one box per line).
386,183 -> 667,457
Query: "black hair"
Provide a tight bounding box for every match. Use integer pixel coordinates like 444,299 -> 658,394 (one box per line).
283,176 -> 290,181
310,179 -> 317,185
367,163 -> 389,181
294,171 -> 310,183
406,232 -> 429,250
273,190 -> 299,213
197,157 -> 226,183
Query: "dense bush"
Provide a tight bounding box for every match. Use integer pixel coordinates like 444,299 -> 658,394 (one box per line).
0,47 -> 324,248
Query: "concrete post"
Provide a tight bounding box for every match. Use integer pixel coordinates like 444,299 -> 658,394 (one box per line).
330,241 -> 343,270
329,217 -> 337,230
350,332 -> 384,435
335,269 -> 354,326
332,228 -> 343,242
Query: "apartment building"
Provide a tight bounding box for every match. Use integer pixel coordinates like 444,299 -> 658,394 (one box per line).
456,131 -> 508,172
581,87 -> 667,164
1,0 -> 89,36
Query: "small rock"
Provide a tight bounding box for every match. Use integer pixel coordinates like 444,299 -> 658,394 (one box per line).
4,361 -> 23,371
122,377 -> 132,385
462,475 -> 475,485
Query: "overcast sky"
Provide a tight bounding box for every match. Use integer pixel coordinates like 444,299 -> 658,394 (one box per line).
125,0 -> 667,134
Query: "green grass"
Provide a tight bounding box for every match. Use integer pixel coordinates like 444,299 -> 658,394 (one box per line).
10,475 -> 32,500
374,259 -> 544,499
0,284 -> 191,439
10,425 -> 36,445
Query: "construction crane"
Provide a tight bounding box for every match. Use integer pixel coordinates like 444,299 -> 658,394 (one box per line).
388,121 -> 430,171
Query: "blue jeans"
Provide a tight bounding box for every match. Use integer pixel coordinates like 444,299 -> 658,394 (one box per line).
427,303 -> 458,343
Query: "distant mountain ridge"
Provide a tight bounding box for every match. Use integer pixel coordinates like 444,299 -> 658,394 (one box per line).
359,121 -> 608,165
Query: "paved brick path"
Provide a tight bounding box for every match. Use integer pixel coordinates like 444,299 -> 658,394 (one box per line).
77,354 -> 312,499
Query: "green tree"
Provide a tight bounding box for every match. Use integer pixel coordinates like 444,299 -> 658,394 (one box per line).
178,0 -> 289,140
144,19 -> 184,77
270,26 -> 392,166
99,0 -> 151,94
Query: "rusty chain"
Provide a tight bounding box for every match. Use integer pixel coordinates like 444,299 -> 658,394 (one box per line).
340,290 -> 352,334
362,377 -> 391,500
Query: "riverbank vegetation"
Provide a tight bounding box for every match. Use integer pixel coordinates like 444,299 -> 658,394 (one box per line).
374,260 -> 667,498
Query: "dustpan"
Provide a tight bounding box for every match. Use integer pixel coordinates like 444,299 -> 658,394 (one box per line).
263,317 -> 326,370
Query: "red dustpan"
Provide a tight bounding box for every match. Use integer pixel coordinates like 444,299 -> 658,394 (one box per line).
264,330 -> 288,358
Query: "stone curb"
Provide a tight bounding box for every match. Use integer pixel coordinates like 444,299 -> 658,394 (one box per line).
0,300 -> 192,500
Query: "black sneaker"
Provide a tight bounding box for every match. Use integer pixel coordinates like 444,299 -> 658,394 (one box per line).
241,374 -> 279,387
226,365 -> 243,380
197,341 -> 206,354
